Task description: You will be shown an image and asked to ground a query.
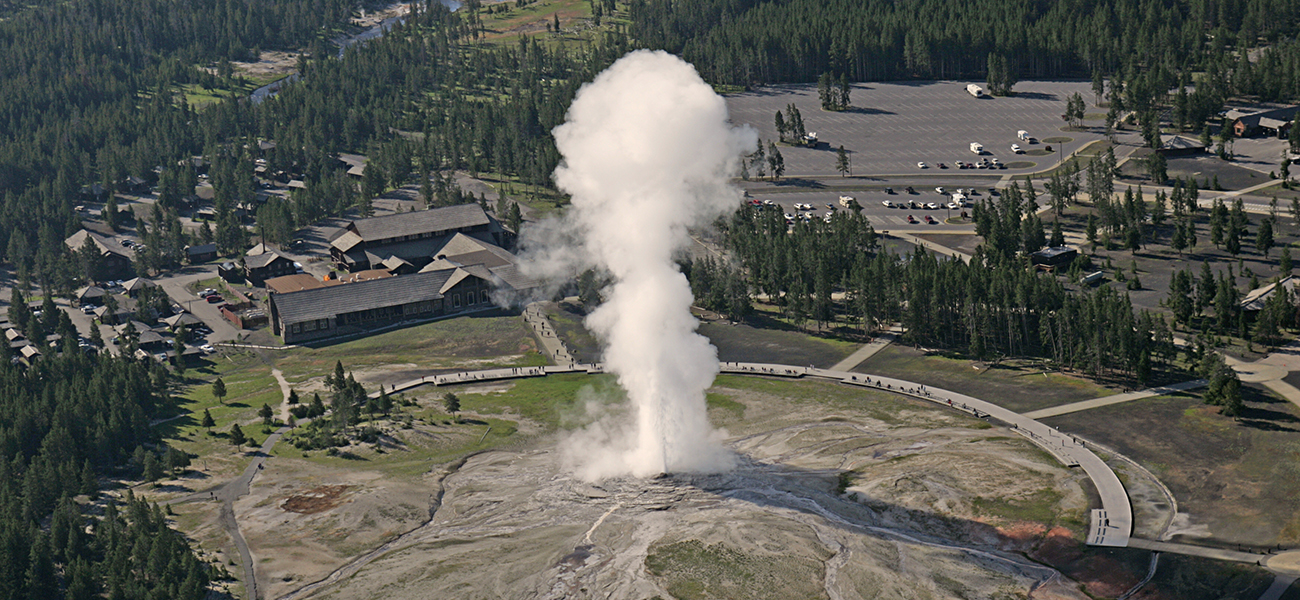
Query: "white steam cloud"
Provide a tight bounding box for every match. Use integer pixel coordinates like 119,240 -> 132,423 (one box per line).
525,50 -> 756,480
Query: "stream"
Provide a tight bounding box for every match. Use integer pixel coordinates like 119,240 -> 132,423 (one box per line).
250,0 -> 462,104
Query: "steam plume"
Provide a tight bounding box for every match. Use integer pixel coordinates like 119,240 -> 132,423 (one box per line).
531,50 -> 756,479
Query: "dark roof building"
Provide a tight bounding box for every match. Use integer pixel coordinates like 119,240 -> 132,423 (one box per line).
269,260 -> 535,345
328,204 -> 510,272
65,230 -> 135,280
1030,246 -> 1078,267
244,247 -> 296,285
1228,105 -> 1298,138
186,244 -> 218,264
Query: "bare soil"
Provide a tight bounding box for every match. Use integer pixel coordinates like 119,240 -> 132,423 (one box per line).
282,485 -> 355,514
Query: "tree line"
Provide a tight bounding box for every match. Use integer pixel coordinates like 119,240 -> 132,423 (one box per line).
0,347 -> 211,599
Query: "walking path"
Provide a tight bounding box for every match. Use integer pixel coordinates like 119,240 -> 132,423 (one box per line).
522,302 -> 575,365
889,232 -> 972,262
1022,379 -> 1208,420
829,327 -> 901,372
378,359 -> 1133,548
166,426 -> 288,599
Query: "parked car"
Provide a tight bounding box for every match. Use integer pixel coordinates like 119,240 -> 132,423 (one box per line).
925,215 -> 937,224
917,161 -> 928,169
201,344 -> 215,354
907,215 -> 917,224
925,202 -> 939,209
205,295 -> 223,304
935,187 -> 945,194
881,200 -> 894,208
937,162 -> 947,169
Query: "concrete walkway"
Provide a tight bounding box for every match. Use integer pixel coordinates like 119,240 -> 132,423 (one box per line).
1022,379 -> 1208,420
889,231 -> 972,263
523,302 -> 575,365
378,359 -> 1134,548
829,327 -> 901,372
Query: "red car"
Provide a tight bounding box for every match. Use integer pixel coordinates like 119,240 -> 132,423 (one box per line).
925,215 -> 937,224
907,215 -> 917,224
205,295 -> 224,304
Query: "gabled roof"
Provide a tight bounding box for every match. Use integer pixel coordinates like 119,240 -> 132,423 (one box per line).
272,269 -> 458,324
380,256 -> 412,271
346,204 -> 492,243
162,312 -> 204,328
187,243 -> 217,255
331,230 -> 365,253
122,277 -> 156,293
1241,275 -> 1300,311
246,249 -> 290,269
76,286 -> 106,300
65,230 -> 133,259
246,242 -> 274,256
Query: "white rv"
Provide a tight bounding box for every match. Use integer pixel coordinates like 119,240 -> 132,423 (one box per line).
966,84 -> 984,97
969,142 -> 983,154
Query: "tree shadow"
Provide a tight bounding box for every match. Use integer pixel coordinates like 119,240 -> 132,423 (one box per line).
1013,91 -> 1059,101
843,106 -> 896,115
768,178 -> 826,189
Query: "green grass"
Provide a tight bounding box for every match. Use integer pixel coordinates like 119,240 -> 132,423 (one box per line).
972,488 -> 1064,524
710,374 -> 964,427
274,314 -> 541,382
275,416 -> 521,478
151,352 -> 282,482
644,540 -> 826,600
706,392 -> 745,420
454,373 -> 619,429
856,345 -> 1115,414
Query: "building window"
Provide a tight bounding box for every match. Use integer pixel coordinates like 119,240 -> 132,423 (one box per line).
453,294 -> 461,308
319,319 -> 330,330
291,323 -> 301,334
304,320 -> 316,331
481,290 -> 490,304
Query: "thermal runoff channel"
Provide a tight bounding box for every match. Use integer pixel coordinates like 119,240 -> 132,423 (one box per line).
550,50 -> 756,479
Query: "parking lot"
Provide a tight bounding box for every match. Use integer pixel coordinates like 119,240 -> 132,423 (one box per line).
725,80 -> 1105,177
738,179 -> 1031,232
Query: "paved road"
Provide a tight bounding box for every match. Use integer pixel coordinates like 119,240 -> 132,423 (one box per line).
1023,379 -> 1209,420
153,266 -> 245,344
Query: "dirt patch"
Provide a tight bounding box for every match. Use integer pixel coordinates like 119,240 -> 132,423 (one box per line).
282,485 -> 354,514
232,50 -> 299,80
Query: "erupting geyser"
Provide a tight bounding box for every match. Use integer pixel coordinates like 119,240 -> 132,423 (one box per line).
537,50 -> 756,480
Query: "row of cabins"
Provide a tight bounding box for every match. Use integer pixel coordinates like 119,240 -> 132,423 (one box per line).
269,204 -> 533,344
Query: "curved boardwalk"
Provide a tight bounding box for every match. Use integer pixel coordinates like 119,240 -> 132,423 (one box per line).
372,360 -> 1133,548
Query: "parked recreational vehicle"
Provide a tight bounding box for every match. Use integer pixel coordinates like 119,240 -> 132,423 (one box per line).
966,84 -> 984,97
970,142 -> 983,154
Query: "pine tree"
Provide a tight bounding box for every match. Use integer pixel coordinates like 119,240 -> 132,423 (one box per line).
835,146 -> 850,177
229,423 -> 246,446
201,408 -> 215,431
1256,217 -> 1275,256
212,377 -> 226,404
443,392 -> 461,420
1282,246 -> 1293,275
